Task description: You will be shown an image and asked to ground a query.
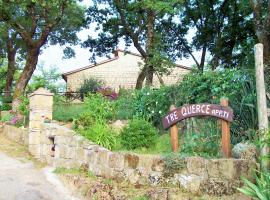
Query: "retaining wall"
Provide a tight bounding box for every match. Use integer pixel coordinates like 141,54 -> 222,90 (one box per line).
3,125 -> 28,145
37,123 -> 258,195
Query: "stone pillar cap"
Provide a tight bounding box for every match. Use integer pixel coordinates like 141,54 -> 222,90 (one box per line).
28,87 -> 53,97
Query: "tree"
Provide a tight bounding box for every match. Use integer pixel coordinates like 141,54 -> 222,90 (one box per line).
0,0 -> 86,111
27,64 -> 65,93
177,0 -> 255,72
0,24 -> 25,98
251,0 -> 270,92
84,0 -> 187,89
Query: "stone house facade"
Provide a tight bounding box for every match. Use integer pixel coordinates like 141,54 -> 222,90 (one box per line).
62,50 -> 191,92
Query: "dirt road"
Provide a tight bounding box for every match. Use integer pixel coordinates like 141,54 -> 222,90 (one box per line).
0,133 -> 79,200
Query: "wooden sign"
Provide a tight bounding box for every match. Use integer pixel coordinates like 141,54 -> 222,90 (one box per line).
162,103 -> 233,130
163,99 -> 233,158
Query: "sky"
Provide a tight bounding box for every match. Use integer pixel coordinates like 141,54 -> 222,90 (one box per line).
38,1 -> 201,75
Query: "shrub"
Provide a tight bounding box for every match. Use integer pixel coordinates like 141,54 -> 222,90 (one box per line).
120,118 -> 158,150
80,122 -> 116,150
18,96 -> 29,116
78,77 -> 104,99
83,93 -> 115,122
73,112 -> 95,130
173,69 -> 258,144
131,87 -> 174,127
97,87 -> 118,100
114,89 -> 134,120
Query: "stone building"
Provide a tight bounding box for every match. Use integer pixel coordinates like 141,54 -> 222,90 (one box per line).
62,49 -> 191,92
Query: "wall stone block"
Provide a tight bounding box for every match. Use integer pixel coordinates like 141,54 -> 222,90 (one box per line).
108,153 -> 124,171
124,153 -> 139,169
186,156 -> 208,177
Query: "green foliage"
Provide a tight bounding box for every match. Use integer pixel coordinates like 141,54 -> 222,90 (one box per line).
0,95 -> 12,111
120,118 -> 158,150
238,171 -> 270,200
80,123 -> 116,150
78,77 -> 104,98
180,0 -> 255,70
27,65 -> 65,93
131,87 -> 174,126
114,89 -> 134,120
181,119 -> 221,158
83,94 -> 115,122
174,69 -> 257,144
0,112 -> 13,122
133,196 -> 149,200
53,103 -> 84,122
84,0 -> 185,85
18,95 -> 29,116
73,112 -> 95,130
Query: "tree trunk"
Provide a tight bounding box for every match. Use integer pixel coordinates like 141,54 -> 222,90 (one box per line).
145,9 -> 155,87
5,39 -> 17,98
12,48 -> 39,112
135,67 -> 147,89
145,65 -> 154,87
199,45 -> 207,72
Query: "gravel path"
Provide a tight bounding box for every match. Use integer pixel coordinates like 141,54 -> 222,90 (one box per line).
0,152 -> 78,200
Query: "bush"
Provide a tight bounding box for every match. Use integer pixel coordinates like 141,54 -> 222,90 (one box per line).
78,77 -> 104,99
73,112 -> 95,130
79,122 -> 116,150
173,69 -> 257,144
18,96 -> 29,116
97,87 -> 118,100
114,89 -> 134,120
120,118 -> 158,150
83,93 -> 115,122
131,87 -> 174,127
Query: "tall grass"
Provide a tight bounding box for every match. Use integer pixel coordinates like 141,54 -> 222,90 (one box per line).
53,103 -> 84,122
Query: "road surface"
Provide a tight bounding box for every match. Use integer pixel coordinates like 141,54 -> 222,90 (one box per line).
0,152 -> 78,200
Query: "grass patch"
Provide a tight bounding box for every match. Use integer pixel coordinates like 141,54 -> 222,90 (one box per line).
114,133 -> 171,154
53,103 -> 84,122
53,167 -> 96,178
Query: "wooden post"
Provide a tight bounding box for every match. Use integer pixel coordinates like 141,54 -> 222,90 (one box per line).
255,43 -> 269,171
220,97 -> 231,158
170,105 -> 179,152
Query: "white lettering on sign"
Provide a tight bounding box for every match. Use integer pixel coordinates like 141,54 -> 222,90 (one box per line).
211,109 -> 230,119
174,111 -> 178,120
206,105 -> 210,114
165,115 -> 170,124
201,105 -> 205,113
182,107 -> 187,116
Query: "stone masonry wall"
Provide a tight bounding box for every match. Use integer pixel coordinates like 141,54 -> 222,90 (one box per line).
37,122 -> 257,196
2,122 -> 257,196
3,125 -> 28,145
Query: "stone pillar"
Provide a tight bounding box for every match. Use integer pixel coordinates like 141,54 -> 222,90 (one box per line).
28,88 -> 53,158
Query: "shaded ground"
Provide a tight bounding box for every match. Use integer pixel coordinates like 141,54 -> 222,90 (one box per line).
0,133 -> 79,200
